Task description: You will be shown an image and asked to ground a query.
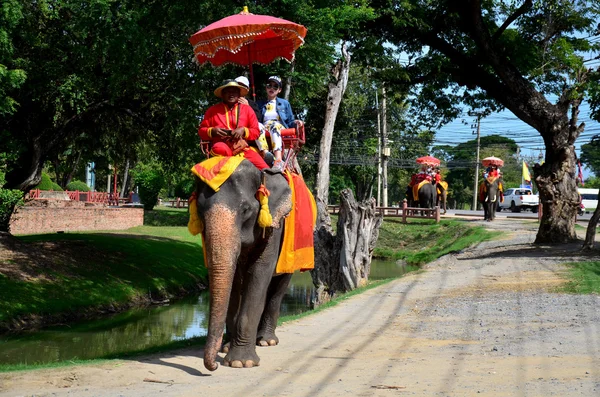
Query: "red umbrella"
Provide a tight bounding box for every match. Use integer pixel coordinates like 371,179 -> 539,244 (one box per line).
482,156 -> 504,167
416,156 -> 441,167
189,6 -> 307,98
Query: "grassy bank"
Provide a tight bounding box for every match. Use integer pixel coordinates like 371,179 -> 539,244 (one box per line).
374,218 -> 498,265
0,229 -> 207,331
560,260 -> 600,294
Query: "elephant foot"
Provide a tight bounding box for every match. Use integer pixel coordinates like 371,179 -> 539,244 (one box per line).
256,332 -> 279,347
223,347 -> 260,369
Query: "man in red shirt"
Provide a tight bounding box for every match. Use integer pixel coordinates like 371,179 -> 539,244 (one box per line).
198,80 -> 268,170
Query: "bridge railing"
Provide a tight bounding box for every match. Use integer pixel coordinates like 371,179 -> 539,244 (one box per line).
327,200 -> 440,223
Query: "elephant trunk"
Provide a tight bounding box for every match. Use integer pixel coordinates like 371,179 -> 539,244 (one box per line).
202,205 -> 240,371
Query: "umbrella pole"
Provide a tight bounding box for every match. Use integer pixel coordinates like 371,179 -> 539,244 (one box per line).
249,62 -> 256,101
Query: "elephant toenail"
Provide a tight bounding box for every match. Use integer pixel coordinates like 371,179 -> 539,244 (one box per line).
231,360 -> 244,368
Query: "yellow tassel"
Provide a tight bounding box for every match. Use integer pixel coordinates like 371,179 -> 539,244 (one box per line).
188,193 -> 204,236
256,185 -> 273,228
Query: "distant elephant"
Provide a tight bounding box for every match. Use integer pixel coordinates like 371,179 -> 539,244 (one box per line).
418,182 -> 436,210
405,182 -> 436,211
479,177 -> 503,221
436,181 -> 448,214
194,160 -> 292,371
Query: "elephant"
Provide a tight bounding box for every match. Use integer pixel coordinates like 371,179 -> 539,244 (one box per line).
418,182 -> 436,210
405,182 -> 436,212
194,160 -> 292,371
436,182 -> 448,214
479,177 -> 503,221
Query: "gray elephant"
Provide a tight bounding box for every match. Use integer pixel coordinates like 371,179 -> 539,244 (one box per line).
193,160 -> 292,371
479,177 -> 503,221
405,182 -> 436,209
418,182 -> 436,209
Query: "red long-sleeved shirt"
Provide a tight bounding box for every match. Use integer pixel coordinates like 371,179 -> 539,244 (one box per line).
198,102 -> 260,147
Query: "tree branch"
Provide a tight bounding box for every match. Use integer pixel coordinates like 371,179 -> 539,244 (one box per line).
491,0 -> 533,43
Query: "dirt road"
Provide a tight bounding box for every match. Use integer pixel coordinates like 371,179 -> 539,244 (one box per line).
1,219 -> 599,396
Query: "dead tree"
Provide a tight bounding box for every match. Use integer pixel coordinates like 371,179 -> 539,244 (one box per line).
311,189 -> 383,306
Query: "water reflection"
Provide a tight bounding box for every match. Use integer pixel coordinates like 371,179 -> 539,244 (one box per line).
0,259 -> 405,365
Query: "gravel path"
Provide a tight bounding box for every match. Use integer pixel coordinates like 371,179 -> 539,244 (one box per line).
1,219 -> 599,396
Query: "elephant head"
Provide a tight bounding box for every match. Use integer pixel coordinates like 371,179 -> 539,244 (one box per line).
194,161 -> 292,371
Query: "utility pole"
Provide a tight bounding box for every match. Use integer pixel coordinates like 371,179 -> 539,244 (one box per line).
382,85 -> 389,207
471,113 -> 483,210
376,87 -> 381,207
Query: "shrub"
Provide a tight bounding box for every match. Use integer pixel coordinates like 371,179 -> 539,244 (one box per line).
0,172 -> 23,233
34,173 -> 54,190
131,163 -> 165,211
51,182 -> 63,191
66,180 -> 90,191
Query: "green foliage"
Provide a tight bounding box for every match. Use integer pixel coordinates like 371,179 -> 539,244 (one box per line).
65,180 -> 90,192
0,171 -> 23,233
582,175 -> 600,189
580,137 -> 600,176
560,261 -> 600,294
51,182 -> 63,191
34,173 -> 54,190
131,163 -> 165,211
174,177 -> 195,199
0,0 -> 27,116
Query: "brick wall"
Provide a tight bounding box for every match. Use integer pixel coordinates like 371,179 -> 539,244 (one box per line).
10,200 -> 144,235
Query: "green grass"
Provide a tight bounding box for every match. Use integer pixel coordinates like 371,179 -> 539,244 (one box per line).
373,218 -> 498,265
559,261 -> 600,294
143,206 -> 189,227
0,230 -> 206,327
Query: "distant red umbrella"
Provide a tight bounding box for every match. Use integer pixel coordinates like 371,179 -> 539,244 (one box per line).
189,6 -> 307,98
416,156 -> 441,167
482,156 -> 504,167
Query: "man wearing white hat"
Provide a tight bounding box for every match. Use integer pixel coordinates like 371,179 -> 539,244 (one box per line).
235,76 -> 274,166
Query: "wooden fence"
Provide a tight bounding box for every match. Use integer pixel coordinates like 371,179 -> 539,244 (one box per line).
328,199 -> 440,223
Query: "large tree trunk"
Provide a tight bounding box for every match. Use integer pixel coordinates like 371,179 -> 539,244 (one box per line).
315,42 -> 351,205
533,96 -> 584,244
3,138 -> 44,191
311,189 -> 383,306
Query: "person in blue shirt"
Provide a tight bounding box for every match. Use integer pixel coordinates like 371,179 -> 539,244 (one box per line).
257,76 -> 303,170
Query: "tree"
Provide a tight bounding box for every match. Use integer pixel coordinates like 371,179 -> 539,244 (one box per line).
368,0 -> 600,243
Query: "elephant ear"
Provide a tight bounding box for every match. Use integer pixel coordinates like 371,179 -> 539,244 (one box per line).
264,173 -> 292,229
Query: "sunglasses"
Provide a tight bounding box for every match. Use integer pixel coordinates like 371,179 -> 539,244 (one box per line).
266,83 -> 280,89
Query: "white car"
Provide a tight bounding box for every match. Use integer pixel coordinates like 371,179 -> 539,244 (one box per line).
499,187 -> 539,212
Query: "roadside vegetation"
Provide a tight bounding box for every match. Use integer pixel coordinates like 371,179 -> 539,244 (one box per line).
374,218 -> 498,265
0,228 -> 207,333
560,261 -> 600,294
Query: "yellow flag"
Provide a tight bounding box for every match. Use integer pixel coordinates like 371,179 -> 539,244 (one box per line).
523,160 -> 531,182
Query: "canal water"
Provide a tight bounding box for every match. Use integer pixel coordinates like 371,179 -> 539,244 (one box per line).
0,259 -> 408,366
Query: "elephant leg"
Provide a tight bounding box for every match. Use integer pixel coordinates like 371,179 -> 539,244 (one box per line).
257,273 -> 292,347
222,263 -> 246,354
223,235 -> 281,368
